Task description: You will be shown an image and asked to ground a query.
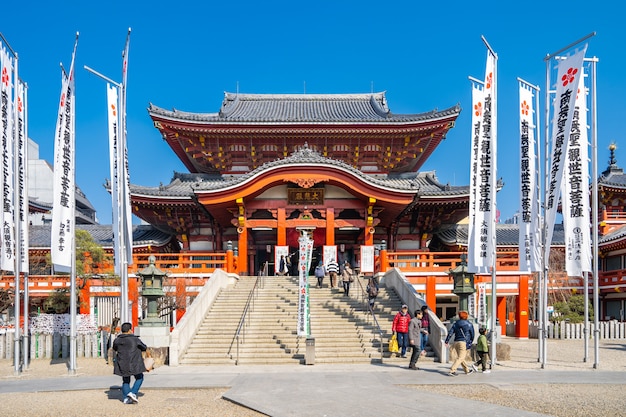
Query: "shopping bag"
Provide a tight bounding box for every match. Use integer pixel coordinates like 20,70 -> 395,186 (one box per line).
389,333 -> 399,353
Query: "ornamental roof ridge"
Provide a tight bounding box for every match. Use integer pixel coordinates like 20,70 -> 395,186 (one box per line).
147,95 -> 461,124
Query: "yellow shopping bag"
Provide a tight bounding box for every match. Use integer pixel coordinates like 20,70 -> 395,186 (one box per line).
388,333 -> 399,353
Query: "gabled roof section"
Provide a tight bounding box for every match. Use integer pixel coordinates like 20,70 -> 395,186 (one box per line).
129,146 -> 469,198
149,92 -> 461,125
29,224 -> 173,249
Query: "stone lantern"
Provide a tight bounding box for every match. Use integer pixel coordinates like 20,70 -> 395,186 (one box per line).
138,255 -> 167,326
448,254 -> 475,314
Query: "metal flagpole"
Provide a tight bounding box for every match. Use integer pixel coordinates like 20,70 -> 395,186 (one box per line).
590,56 -> 599,369
69,38 -> 78,373
22,82 -> 29,370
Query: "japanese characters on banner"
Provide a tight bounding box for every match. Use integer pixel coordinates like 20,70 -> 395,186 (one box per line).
477,283 -> 487,325
562,75 -> 591,277
17,81 -> 28,273
107,84 -> 122,275
1,45 -> 15,271
470,50 -> 497,272
120,31 -> 133,267
322,245 -> 337,268
518,83 -> 541,272
51,39 -> 78,272
360,246 -> 374,273
468,82 -> 484,271
544,46 -> 588,261
297,231 -> 313,337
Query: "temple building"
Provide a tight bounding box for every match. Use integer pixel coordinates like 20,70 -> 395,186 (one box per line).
131,92 -> 467,275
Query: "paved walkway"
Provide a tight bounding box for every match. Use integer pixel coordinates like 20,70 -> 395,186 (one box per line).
1,358 -> 624,417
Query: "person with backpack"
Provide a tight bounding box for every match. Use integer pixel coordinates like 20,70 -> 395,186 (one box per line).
444,310 -> 475,376
366,276 -> 379,309
314,261 -> 326,288
341,261 -> 355,297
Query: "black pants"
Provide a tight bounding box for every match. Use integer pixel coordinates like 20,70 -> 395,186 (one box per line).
342,280 -> 351,296
409,344 -> 420,366
475,351 -> 490,371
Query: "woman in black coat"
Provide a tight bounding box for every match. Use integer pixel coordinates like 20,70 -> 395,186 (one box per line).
113,322 -> 147,404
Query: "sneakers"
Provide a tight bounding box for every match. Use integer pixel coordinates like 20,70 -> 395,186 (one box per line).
127,392 -> 138,404
466,368 -> 475,375
471,364 -> 478,372
483,370 -> 491,374
400,355 -> 407,358
447,372 -> 458,377
122,397 -> 132,404
420,350 -> 426,356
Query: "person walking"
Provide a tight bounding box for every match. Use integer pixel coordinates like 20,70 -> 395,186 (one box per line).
474,327 -> 491,373
366,276 -> 379,309
341,261 -> 354,297
314,261 -> 326,288
277,255 -> 289,276
326,258 -> 339,288
392,304 -> 411,358
419,305 -> 430,356
444,310 -> 475,376
113,322 -> 148,404
408,309 -> 427,369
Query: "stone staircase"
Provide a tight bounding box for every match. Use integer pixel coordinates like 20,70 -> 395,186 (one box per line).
179,274 -> 437,365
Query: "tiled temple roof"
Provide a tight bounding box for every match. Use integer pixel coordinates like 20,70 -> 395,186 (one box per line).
434,223 -> 566,246
148,92 -> 461,125
129,145 -> 469,198
29,224 -> 172,249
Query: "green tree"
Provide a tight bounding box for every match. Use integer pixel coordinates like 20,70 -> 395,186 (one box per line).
553,294 -> 594,323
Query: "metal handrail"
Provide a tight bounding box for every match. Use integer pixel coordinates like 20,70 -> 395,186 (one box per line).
227,262 -> 268,365
355,274 -> 384,362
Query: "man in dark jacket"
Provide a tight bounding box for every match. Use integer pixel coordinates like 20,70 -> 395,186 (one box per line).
444,310 -> 475,376
113,322 -> 147,404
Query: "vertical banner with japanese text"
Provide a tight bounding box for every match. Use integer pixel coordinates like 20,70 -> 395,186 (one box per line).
297,232 -> 313,336
562,75 -> 591,276
17,81 -> 28,273
0,45 -> 15,271
471,50 -> 497,271
51,39 -> 78,272
107,84 -> 122,275
544,46 -> 588,258
518,82 -> 541,272
467,81 -> 483,272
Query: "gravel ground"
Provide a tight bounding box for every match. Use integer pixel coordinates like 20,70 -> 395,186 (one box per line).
0,338 -> 624,416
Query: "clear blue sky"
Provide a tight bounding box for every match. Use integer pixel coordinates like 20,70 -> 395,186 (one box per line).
2,1 -> 624,226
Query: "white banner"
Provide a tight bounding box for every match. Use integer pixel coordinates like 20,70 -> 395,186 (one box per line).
17,82 -> 28,273
297,232 -> 313,337
468,82 -> 484,272
51,41 -> 78,272
322,245 -> 337,268
471,50 -> 497,271
562,75 -> 591,276
518,83 -> 541,272
120,31 -> 133,266
107,84 -> 122,275
544,46 -> 588,258
1,46 -> 15,272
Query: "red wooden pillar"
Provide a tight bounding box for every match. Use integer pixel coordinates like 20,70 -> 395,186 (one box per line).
176,277 -> 186,324
129,277 -> 139,328
238,228 -> 248,275
515,275 -> 530,338
379,249 -> 388,272
326,208 -> 335,246
226,249 -> 234,273
278,208 -> 287,246
497,295 -> 507,337
79,278 -> 91,314
426,276 -> 437,311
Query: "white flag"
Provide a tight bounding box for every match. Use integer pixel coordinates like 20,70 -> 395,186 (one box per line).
51,39 -> 78,272
562,75 -> 591,276
471,49 -> 497,271
107,83 -> 122,275
544,46 -> 588,258
120,30 -> 133,265
17,81 -> 29,273
467,82 -> 484,272
297,232 -> 313,336
1,45 -> 15,272
518,82 -> 541,272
